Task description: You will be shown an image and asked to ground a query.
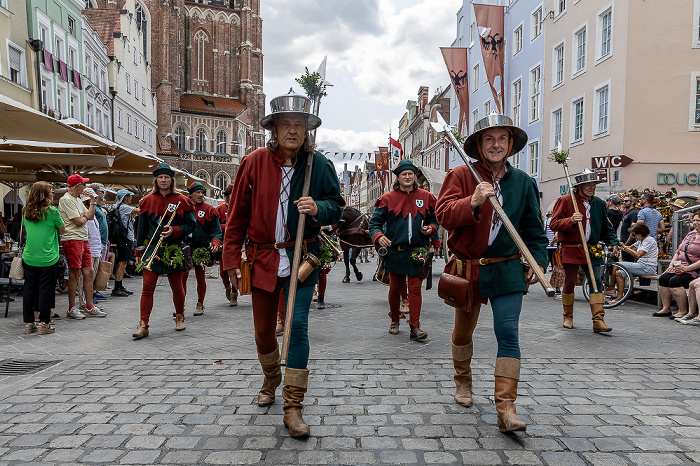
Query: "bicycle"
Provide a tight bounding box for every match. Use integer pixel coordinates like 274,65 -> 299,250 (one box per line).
582,244 -> 634,309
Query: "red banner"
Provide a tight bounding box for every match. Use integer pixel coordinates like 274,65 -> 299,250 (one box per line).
440,47 -> 469,133
474,4 -> 505,113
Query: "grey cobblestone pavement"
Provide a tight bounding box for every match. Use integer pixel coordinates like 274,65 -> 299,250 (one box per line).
0,259 -> 699,464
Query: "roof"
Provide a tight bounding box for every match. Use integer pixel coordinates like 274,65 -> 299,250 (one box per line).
179,94 -> 246,118
82,9 -> 121,56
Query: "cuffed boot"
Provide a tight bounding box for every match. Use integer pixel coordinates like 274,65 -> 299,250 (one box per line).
590,293 -> 612,333
229,288 -> 238,307
452,342 -> 473,407
132,320 -> 149,339
225,286 -> 231,301
257,348 -> 282,407
562,293 -> 575,329
283,368 -> 310,438
194,302 -> 204,316
494,357 -> 526,433
173,313 -> 186,331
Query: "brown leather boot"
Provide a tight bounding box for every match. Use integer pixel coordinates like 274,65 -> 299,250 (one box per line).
257,348 -> 282,407
409,324 -> 427,340
225,286 -> 231,301
194,302 -> 204,316
229,288 -> 238,307
389,320 -> 399,334
452,342 -> 473,407
283,368 -> 310,438
173,313 -> 186,331
132,320 -> 149,339
562,293 -> 575,329
494,357 -> 526,433
590,293 -> 612,332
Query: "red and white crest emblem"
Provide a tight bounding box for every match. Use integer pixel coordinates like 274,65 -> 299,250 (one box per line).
197,210 -> 205,218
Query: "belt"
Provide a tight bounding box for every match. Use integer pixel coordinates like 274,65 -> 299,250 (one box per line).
397,245 -> 420,251
254,237 -> 318,250
450,253 -> 522,278
562,243 -> 593,248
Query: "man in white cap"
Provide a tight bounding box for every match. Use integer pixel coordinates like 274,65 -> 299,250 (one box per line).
111,189 -> 139,297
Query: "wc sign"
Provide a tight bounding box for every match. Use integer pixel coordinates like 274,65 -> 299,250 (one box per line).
591,155 -> 633,169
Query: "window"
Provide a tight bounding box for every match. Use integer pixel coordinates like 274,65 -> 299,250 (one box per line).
86,102 -> 93,128
216,131 -> 227,154
696,78 -> 700,125
194,29 -> 209,82
574,27 -> 587,74
473,64 -> 479,91
135,2 -> 148,60
134,80 -> 139,100
572,98 -> 584,143
552,108 -> 563,149
67,17 -> 75,36
513,25 -> 523,55
41,78 -> 50,110
96,109 -> 102,133
469,21 -> 475,47
100,70 -> 106,91
126,114 -> 131,133
512,151 -> 521,170
458,17 -> 464,47
141,124 -> 145,141
117,108 -> 122,128
54,37 -> 63,61
93,63 -> 97,82
531,7 -> 542,40
484,100 -> 490,116
85,55 -> 91,79
175,127 -> 186,151
472,109 -> 479,131
141,87 -> 145,104
104,115 -> 109,137
530,66 -> 541,123
70,93 -> 77,118
196,129 -> 207,152
39,26 -> 49,52
596,86 -> 609,134
56,87 -> 64,115
69,48 -> 77,70
528,141 -> 539,177
554,43 -> 565,86
133,46 -> 137,64
126,73 -> 130,93
8,46 -> 23,85
599,9 -> 612,58
134,119 -> 139,138
148,128 -> 152,146
512,79 -> 521,127
557,0 -> 566,16
215,172 -> 230,192
0,0 -> 8,9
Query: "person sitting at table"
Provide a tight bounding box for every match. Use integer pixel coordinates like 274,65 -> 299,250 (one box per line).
654,212 -> 700,319
610,222 -> 658,304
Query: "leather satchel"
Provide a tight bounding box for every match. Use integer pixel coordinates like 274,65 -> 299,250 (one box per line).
438,258 -> 473,309
238,258 -> 251,295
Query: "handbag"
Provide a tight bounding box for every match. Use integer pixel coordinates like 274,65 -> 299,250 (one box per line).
438,258 -> 473,309
8,215 -> 24,280
93,260 -> 113,291
182,244 -> 194,271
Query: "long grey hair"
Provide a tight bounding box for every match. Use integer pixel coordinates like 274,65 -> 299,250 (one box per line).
266,116 -> 315,153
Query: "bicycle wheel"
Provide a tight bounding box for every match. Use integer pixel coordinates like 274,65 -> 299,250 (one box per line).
604,264 -> 634,308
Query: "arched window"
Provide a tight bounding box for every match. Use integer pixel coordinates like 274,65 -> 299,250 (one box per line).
216,131 -> 227,154
135,3 -> 148,60
196,128 -> 207,152
194,170 -> 210,183
237,129 -> 246,158
194,30 -> 209,82
215,171 -> 230,192
175,127 -> 185,151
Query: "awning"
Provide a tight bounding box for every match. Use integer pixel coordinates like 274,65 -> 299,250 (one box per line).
416,165 -> 446,198
3,190 -> 25,206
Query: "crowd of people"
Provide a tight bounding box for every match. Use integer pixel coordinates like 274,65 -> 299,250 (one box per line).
14,88 -> 700,440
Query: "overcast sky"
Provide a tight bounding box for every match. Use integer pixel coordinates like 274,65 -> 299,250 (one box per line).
260,0 -> 462,172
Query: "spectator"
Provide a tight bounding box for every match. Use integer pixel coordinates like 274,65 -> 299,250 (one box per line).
8,211 -> 22,242
90,183 -> 110,301
544,212 -> 557,271
58,174 -> 99,319
636,192 -> 664,239
112,189 -> 139,297
22,181 -> 65,334
610,222 -> 658,304
679,276 -> 700,325
619,196 -> 638,262
606,194 -> 623,233
76,189 -> 107,317
654,212 -> 700,319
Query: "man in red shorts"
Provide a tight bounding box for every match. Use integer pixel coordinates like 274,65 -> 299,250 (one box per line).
58,174 -> 100,319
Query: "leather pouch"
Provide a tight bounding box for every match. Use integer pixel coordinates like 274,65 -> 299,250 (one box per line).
438,273 -> 472,309
239,258 -> 252,295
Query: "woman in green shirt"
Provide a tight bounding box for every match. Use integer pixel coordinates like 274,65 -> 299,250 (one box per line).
22,181 -> 65,334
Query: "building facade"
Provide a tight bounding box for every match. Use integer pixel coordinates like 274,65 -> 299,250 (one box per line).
81,14 -> 111,138
0,0 -> 35,108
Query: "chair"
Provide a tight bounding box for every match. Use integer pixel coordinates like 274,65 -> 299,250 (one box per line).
0,278 -> 23,318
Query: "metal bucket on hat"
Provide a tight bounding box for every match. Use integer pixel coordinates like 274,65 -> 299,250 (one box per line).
572,168 -> 603,187
463,112 -> 528,160
260,89 -> 322,131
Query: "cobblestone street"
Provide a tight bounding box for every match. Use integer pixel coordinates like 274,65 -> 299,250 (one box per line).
0,260 -> 699,465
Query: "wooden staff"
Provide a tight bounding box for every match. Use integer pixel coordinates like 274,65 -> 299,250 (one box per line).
561,162 -> 598,293
432,116 -> 555,297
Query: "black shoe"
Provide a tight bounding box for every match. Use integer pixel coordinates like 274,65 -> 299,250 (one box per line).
111,289 -> 130,297
121,288 -> 134,295
123,273 -> 133,279
317,299 -> 326,310
652,311 -> 672,317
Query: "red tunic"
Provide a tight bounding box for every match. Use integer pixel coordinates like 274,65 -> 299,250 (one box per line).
215,203 -> 228,233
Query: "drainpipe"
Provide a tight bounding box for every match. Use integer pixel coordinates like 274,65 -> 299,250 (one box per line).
28,39 -> 43,112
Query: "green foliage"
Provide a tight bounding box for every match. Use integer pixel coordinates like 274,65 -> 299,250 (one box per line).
162,244 -> 184,268
318,242 -> 334,268
451,130 -> 466,144
295,67 -> 328,99
192,247 -> 211,267
410,247 -> 429,264
549,148 -> 570,164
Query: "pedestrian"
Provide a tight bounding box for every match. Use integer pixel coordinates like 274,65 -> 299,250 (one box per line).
636,192 -> 664,239
76,188 -> 107,316
619,196 -> 638,262
112,189 -> 139,297
368,159 -> 438,341
611,222 -> 658,304
22,181 -> 65,334
550,168 -> 618,332
57,173 -> 100,319
545,212 -> 557,271
222,90 -> 344,438
436,113 -> 548,433
606,194 -> 623,233
132,162 -> 196,339
182,182 -> 222,316
215,184 -> 238,306
89,183 -> 110,301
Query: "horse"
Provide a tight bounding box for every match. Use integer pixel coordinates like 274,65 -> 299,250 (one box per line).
336,206 -> 373,283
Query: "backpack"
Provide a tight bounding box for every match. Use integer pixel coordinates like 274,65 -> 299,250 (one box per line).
107,206 -> 128,244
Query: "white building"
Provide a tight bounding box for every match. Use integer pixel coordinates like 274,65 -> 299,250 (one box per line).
81,15 -> 111,139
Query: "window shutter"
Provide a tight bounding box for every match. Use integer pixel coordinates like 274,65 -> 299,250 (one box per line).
9,47 -> 21,71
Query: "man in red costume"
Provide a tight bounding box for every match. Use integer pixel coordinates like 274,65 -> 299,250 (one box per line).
132,162 -> 196,339
223,90 -> 343,438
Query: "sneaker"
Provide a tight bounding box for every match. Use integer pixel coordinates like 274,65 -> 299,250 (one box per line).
82,307 -> 107,317
681,317 -> 700,326
93,292 -> 109,300
66,306 -> 86,319
676,314 -> 695,322
111,289 -> 129,297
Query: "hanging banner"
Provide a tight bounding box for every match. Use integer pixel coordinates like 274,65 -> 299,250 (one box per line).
473,3 -> 505,113
440,47 -> 469,133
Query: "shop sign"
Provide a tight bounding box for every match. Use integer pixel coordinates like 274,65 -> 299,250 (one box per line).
657,172 -> 700,186
559,184 -> 570,195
